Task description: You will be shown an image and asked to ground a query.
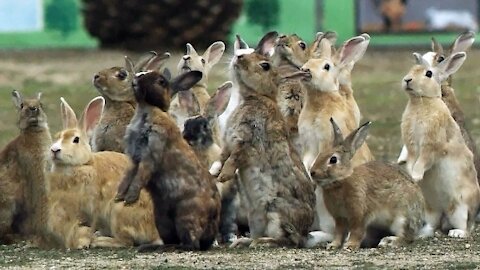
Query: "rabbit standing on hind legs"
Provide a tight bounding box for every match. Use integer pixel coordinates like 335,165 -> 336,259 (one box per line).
115,68 -> 221,252
213,32 -> 316,248
0,90 -> 51,245
401,52 -> 480,238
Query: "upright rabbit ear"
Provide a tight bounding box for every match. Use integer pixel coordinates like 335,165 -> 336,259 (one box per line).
178,90 -> 200,115
36,92 -> 43,100
186,43 -> 198,56
80,96 -> 105,136
349,33 -> 370,64
11,90 -> 23,109
330,118 -> 344,147
431,37 -> 444,55
125,55 -> 135,74
203,41 -> 225,66
343,121 -> 372,156
205,81 -> 232,118
144,52 -> 171,71
255,31 -> 279,56
133,51 -> 158,72
450,30 -> 475,54
163,68 -> 172,81
335,35 -> 366,68
60,97 -> 78,129
311,31 -> 336,58
413,52 -> 430,68
436,52 -> 467,82
170,71 -> 203,97
234,34 -> 249,51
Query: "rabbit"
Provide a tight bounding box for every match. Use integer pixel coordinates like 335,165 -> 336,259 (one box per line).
45,96 -> 160,249
309,118 -> 425,250
218,35 -> 255,138
115,68 -> 221,252
0,90 -> 51,245
169,41 -> 225,132
400,52 -> 480,238
397,32 -> 480,190
92,51 -> 170,153
285,35 -> 374,242
212,31 -> 316,248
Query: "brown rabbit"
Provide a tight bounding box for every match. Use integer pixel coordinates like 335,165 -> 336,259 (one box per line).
401,52 -> 480,238
46,97 -> 159,249
398,31 -> 480,188
212,32 -> 316,248
92,51 -> 170,152
115,69 -> 221,251
0,90 -> 51,244
170,42 -> 225,131
309,119 -> 425,250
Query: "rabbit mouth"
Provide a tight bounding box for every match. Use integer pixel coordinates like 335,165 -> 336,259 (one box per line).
180,66 -> 191,73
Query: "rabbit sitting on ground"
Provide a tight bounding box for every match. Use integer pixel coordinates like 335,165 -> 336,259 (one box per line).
0,90 -> 51,245
212,32 -> 316,248
92,51 -> 170,152
115,68 -> 221,252
45,97 -> 160,249
400,52 -> 480,238
309,119 -> 425,250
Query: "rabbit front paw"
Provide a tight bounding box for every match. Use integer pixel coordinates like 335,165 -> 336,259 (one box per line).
217,166 -> 236,183
124,186 -> 141,205
342,241 -> 360,251
326,241 -> 341,250
448,229 -> 467,238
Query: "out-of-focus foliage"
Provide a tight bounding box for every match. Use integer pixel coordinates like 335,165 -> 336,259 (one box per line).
45,0 -> 79,37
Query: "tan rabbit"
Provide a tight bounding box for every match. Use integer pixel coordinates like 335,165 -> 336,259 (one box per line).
212,31 -> 316,248
92,52 -> 170,152
115,69 -> 221,251
170,41 -> 225,131
400,52 -> 480,238
0,90 -> 51,245
46,97 -> 160,249
309,119 -> 425,250
398,32 -> 480,189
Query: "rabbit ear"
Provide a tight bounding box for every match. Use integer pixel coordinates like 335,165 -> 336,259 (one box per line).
255,31 -> 278,56
186,43 -> 199,56
205,81 -> 232,118
234,34 -> 249,51
170,71 -> 203,96
349,34 -> 370,64
330,118 -> 344,147
60,97 -> 78,129
36,92 -> 43,100
436,52 -> 467,82
144,52 -> 171,71
413,52 -> 430,68
133,51 -> 158,72
79,96 -> 105,136
178,91 -> 200,115
343,121 -> 372,156
311,31 -> 336,58
203,41 -> 225,66
335,36 -> 366,68
124,55 -> 135,74
11,90 -> 23,109
163,68 -> 172,81
431,37 -> 444,55
450,31 -> 475,54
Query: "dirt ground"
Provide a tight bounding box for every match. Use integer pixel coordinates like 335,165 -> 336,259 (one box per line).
1,48 -> 480,269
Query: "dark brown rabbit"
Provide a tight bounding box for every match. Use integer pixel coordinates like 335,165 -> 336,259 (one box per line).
0,90 -> 51,245
92,52 -> 170,152
115,68 -> 221,251
212,32 -> 316,248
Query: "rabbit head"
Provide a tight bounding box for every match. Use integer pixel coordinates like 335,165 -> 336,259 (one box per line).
177,42 -> 225,84
182,81 -> 232,147
310,118 -> 371,187
423,31 -> 475,68
50,97 -> 105,166
132,69 -> 203,112
402,52 -> 467,98
93,52 -> 170,102
286,35 -> 367,92
233,31 -> 280,99
12,90 -> 47,131
273,34 -> 310,68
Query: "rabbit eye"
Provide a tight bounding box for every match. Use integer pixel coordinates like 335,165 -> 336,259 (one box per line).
293,94 -> 300,101
73,136 -> 80,144
20,103 -> 24,109
324,63 -> 330,71
298,42 -> 306,50
201,58 -> 206,65
157,78 -> 167,87
116,70 -> 128,80
260,62 -> 270,71
425,70 -> 433,78
437,56 -> 445,63
329,156 -> 338,165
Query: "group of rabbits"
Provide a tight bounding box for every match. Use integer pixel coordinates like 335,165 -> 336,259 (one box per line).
1,29 -> 479,252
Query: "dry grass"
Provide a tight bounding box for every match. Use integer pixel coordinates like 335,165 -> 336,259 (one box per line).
1,48 -> 480,269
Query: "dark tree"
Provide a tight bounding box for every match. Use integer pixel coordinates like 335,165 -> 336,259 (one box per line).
246,0 -> 279,32
45,0 -> 79,37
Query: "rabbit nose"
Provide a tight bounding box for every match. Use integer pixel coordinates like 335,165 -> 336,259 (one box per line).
237,54 -> 244,59
404,78 -> 412,84
29,106 -> 38,112
183,55 -> 190,61
51,148 -> 60,154
301,68 -> 310,73
310,170 -> 317,178
94,74 -> 100,80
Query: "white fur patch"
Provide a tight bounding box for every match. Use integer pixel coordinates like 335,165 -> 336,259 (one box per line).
50,141 -> 62,153
422,52 -> 437,66
397,145 -> 408,164
234,48 -> 255,56
135,71 -> 152,77
209,161 -> 223,176
448,229 -> 467,238
305,231 -> 334,248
